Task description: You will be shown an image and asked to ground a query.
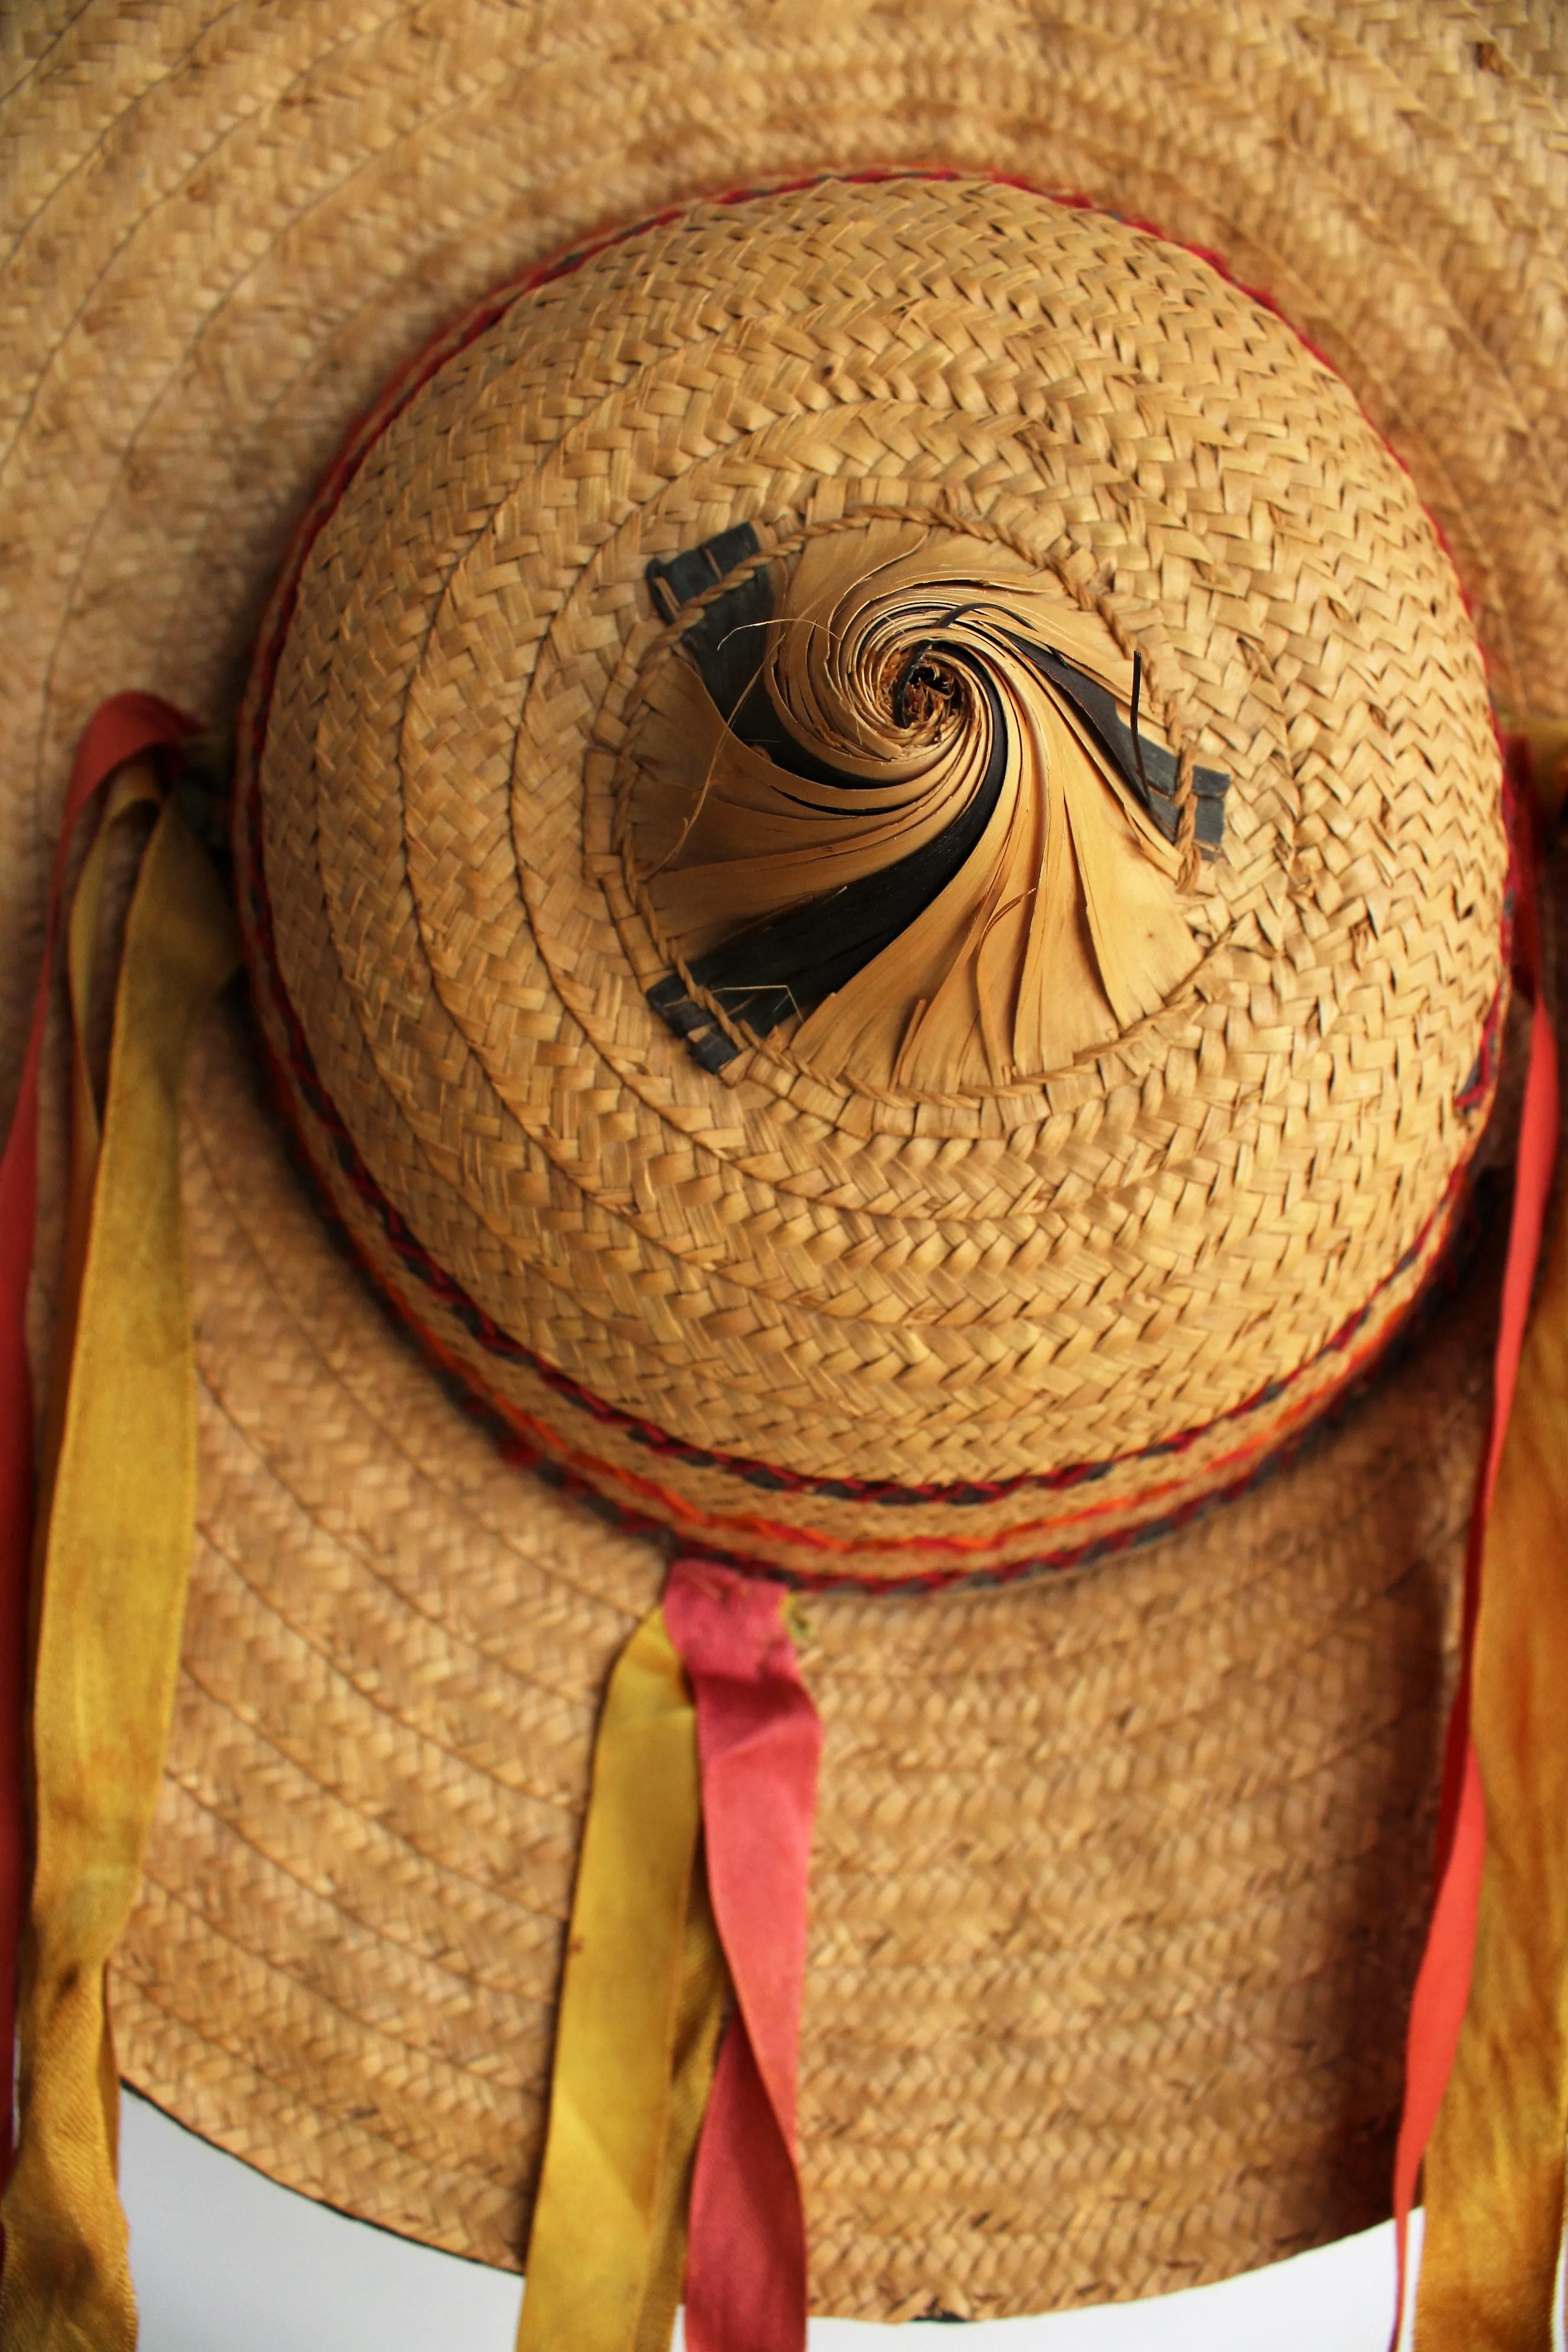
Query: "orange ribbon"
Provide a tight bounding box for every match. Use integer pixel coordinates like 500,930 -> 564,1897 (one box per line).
1417,1144 -> 1568,2344
1393,750 -> 1560,2345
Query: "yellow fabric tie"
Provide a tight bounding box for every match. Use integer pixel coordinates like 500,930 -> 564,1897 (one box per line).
1408,728 -> 1567,2349
32,765 -> 164,1551
0,796 -> 238,2351
1416,1174 -> 1568,2348
518,1606 -> 727,2352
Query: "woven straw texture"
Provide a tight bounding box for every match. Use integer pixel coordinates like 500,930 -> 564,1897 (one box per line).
115,995 -> 1500,2315
1,0 -> 1564,2320
242,174 -> 1503,1579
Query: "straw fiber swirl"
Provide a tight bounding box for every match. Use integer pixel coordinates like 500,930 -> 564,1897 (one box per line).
243,174 -> 1504,1577
0,0 -> 1563,2318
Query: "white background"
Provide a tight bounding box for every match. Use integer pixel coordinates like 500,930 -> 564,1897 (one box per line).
121,2089 -> 1440,2350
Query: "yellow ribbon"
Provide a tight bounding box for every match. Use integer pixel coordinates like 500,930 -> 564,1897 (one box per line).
32,765 -> 164,1552
0,795 -> 238,2350
518,1606 -> 727,2352
1416,1175 -> 1568,2349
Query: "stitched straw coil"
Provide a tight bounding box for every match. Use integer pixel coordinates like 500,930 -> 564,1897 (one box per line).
3,0 -> 1565,2322
240,175 -> 1504,1580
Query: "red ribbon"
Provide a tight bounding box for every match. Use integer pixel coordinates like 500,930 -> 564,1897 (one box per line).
0,693 -> 198,2201
662,1558 -> 823,2352
1389,753 -> 1560,2344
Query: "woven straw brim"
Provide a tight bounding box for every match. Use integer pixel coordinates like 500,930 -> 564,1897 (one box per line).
106,992 -> 1498,2319
2,0 -> 1565,2321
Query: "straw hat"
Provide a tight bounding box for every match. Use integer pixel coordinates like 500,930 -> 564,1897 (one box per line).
3,1 -> 1565,2331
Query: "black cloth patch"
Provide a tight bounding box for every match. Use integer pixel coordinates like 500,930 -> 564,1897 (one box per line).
641,529 -> 1229,1063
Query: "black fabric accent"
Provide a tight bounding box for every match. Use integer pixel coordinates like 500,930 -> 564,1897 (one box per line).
645,522 -> 762,621
644,972 -> 743,1068
641,533 -> 1230,1067
646,524 -> 772,724
679,566 -> 776,724
645,975 -> 713,1038
687,1025 -> 743,1072
1004,633 -> 1229,856
647,522 -> 785,729
685,662 -> 1010,1026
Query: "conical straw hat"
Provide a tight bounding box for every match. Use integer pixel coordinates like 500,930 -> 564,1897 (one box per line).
239,172 -> 1504,1581
3,1 -> 1565,2327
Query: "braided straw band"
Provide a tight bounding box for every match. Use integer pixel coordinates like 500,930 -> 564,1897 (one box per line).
237,172 -> 1505,1586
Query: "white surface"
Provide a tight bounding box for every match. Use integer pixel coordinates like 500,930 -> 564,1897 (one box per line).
121,2087 -> 1427,2350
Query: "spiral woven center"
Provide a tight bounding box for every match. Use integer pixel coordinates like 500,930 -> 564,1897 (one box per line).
628,521 -> 1226,1095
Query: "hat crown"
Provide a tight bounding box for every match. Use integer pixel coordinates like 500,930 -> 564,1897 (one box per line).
240,172 -> 1505,1582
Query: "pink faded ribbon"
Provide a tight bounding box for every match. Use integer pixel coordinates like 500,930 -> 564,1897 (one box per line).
1389,750 -> 1560,2343
662,1558 -> 823,2352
